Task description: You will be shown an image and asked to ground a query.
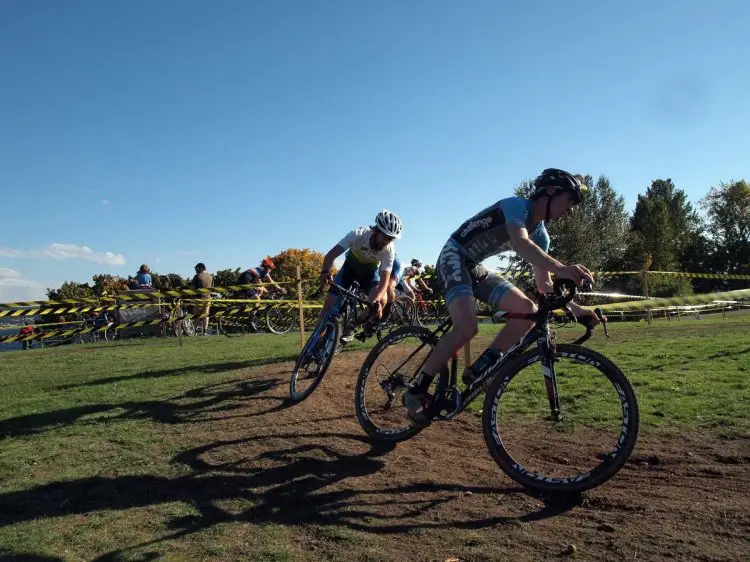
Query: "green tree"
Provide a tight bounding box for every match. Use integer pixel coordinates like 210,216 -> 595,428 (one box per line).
213,268 -> 241,289
46,281 -> 94,301
151,273 -> 188,290
91,274 -> 129,296
701,179 -> 750,289
626,179 -> 701,296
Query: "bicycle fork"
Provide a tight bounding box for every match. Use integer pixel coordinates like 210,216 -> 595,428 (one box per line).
538,333 -> 562,421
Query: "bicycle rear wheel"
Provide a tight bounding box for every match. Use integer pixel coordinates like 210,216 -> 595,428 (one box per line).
289,317 -> 340,403
355,325 -> 438,442
482,343 -> 639,494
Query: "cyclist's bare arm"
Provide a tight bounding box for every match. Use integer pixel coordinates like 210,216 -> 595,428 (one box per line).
533,263 -> 597,323
372,271 -> 390,304
320,245 -> 346,285
533,266 -> 554,295
265,274 -> 286,293
507,224 -> 594,286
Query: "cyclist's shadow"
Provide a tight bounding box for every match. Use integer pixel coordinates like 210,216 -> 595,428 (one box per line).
167,431 -> 581,535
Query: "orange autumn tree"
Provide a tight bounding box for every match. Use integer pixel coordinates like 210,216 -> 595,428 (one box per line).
268,248 -> 337,298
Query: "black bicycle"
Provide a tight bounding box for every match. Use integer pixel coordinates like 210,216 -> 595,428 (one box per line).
289,280 -> 372,403
354,279 -> 639,494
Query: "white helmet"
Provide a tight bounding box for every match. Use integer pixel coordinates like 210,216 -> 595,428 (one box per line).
374,209 -> 403,239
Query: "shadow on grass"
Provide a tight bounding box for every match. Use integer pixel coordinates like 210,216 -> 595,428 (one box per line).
0,373 -> 292,439
0,553 -> 64,562
54,355 -> 299,390
0,431 -> 581,561
636,345 -> 750,374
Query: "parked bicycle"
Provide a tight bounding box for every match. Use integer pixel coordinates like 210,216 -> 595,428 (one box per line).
74,314 -> 114,344
354,279 -> 639,494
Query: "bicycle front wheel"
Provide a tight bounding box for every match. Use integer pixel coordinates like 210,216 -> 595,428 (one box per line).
289,318 -> 340,403
482,343 -> 639,494
266,305 -> 295,335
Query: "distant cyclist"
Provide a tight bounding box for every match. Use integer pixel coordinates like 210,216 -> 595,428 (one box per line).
397,258 -> 433,300
239,258 -> 287,299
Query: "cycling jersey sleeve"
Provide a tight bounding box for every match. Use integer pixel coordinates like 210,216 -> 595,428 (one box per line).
498,197 -> 531,228
379,245 -> 395,273
337,230 -> 358,250
530,223 -> 550,252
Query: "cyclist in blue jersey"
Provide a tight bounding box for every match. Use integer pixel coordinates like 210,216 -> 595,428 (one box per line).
403,169 -> 598,424
318,210 -> 403,332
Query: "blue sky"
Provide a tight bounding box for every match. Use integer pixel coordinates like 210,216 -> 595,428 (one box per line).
1,0 -> 748,301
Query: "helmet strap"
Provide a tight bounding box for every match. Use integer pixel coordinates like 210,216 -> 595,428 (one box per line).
545,195 -> 553,223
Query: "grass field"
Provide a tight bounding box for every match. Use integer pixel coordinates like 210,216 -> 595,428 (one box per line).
0,314 -> 748,560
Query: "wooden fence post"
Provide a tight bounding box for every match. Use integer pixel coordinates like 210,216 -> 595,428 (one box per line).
297,265 -> 305,349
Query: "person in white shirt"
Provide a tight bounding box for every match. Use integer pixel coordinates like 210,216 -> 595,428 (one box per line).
318,210 -> 403,330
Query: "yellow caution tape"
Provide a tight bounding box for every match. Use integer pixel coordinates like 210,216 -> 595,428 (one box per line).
0,302 -> 163,318
589,289 -> 750,312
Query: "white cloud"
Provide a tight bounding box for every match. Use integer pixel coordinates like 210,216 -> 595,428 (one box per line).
0,272 -> 48,303
101,199 -> 110,206
0,267 -> 22,280
0,243 -> 126,266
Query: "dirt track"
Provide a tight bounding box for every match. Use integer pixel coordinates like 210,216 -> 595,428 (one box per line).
173,348 -> 749,561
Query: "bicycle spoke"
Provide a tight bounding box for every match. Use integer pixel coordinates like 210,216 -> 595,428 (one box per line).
356,327 -> 437,441
484,344 -> 638,492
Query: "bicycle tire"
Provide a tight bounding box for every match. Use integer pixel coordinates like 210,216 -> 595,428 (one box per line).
355,325 -> 438,443
415,298 -> 431,327
266,304 -> 295,335
75,333 -> 96,344
394,296 -> 416,326
289,317 -> 340,403
482,343 -> 639,494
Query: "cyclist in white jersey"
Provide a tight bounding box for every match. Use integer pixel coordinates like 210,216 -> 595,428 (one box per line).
398,258 -> 433,301
404,169 -> 599,424
318,210 -> 403,327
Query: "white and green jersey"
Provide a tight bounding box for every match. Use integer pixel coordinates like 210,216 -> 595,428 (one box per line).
337,227 -> 395,275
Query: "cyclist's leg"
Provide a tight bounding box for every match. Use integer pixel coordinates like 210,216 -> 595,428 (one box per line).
473,274 -> 537,353
458,274 -> 537,384
422,294 -> 477,374
380,278 -> 398,322
400,280 -> 415,301
318,266 -> 352,322
404,240 -> 477,422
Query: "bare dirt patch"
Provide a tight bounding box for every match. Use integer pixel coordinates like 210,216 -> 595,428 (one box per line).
165,351 -> 749,560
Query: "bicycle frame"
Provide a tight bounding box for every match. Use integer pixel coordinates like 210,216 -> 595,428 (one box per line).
306,280 -> 369,349
387,280 -> 606,422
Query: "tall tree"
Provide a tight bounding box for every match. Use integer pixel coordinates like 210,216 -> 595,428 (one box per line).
626,178 -> 702,295
701,179 -> 750,288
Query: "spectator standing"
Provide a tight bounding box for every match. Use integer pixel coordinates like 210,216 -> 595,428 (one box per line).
191,262 -> 213,335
